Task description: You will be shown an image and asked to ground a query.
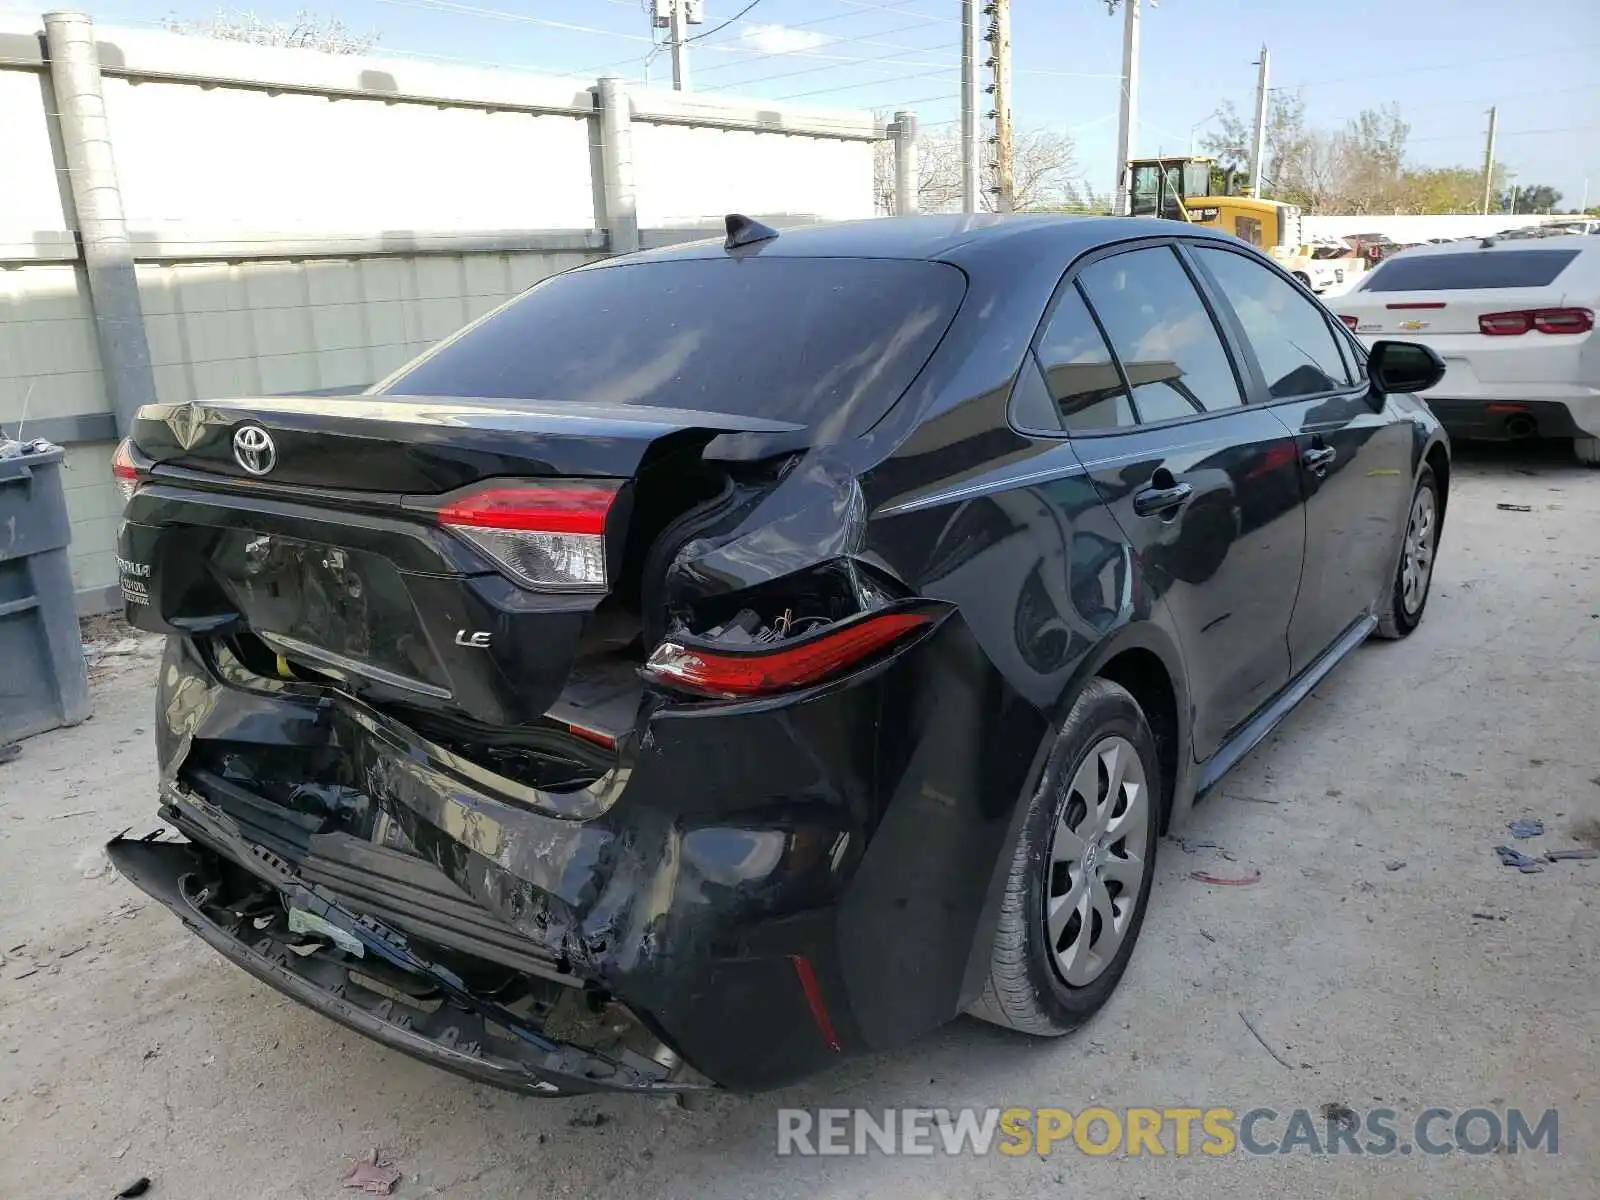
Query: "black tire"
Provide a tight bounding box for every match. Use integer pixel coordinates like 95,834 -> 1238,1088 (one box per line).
968,677 -> 1161,1035
1376,464 -> 1440,640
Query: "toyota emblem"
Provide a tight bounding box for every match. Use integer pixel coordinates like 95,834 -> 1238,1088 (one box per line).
232,424 -> 276,475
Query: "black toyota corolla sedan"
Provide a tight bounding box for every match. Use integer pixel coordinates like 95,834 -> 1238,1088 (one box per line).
107,214 -> 1449,1096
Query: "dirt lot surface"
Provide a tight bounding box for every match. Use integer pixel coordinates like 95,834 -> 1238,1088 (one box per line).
2,446 -> 1596,1199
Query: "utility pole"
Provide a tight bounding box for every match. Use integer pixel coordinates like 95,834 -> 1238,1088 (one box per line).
1481,106 -> 1498,215
1249,45 -> 1270,198
1111,0 -> 1140,215
987,0 -> 1014,213
653,0 -> 701,91
670,0 -> 690,91
960,0 -> 979,213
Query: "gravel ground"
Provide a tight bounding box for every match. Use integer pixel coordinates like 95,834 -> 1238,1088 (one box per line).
2,444 -> 1596,1199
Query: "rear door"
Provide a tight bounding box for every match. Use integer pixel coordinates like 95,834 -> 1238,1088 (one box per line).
1186,242 -> 1412,672
1043,242 -> 1306,760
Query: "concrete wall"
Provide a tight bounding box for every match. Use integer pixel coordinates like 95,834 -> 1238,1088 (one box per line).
1303,214 -> 1564,243
0,14 -> 889,611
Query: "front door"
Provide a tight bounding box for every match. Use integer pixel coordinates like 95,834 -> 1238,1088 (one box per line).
1187,244 -> 1414,671
1040,243 -> 1307,760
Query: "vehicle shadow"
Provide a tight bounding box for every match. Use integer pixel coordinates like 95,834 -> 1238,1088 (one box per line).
1448,436 -> 1592,477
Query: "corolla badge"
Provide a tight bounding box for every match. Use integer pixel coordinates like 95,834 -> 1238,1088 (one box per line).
232,424 -> 276,475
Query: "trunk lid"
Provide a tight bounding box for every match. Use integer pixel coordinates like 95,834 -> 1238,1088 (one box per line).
1338,287 -> 1569,338
131,395 -> 800,492
120,395 -> 800,737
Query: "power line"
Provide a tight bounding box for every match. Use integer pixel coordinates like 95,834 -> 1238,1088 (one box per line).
687,0 -> 766,42
1271,45 -> 1599,92
702,37 -> 954,92
826,0 -> 962,26
574,10 -> 951,78
775,64 -> 954,101
1408,125 -> 1594,145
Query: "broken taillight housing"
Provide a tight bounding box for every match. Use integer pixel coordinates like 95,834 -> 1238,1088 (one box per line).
436,482 -> 618,591
643,609 -> 934,699
111,438 -> 146,504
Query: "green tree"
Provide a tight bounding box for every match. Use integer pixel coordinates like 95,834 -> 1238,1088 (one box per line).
1498,183 -> 1563,213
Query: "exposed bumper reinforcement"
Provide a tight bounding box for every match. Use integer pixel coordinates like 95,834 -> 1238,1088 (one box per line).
107,834 -> 704,1097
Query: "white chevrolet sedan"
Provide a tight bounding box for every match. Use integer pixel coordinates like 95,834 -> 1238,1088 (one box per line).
1334,235 -> 1600,464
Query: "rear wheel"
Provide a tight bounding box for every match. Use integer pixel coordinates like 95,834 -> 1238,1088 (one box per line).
1376,465 -> 1439,639
1575,437 -> 1600,466
968,678 -> 1160,1035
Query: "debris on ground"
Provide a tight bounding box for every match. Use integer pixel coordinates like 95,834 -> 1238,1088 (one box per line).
1507,818 -> 1545,838
569,1110 -> 613,1128
0,742 -> 19,766
342,1149 -> 401,1195
1198,927 -> 1217,943
1171,837 -> 1223,854
1238,1011 -> 1293,1070
111,1143 -> 131,1160
114,1178 -> 151,1198
1495,503 -> 1533,512
1471,911 -> 1507,921
1320,1102 -> 1358,1132
1493,845 -> 1544,873
1545,848 -> 1600,862
1384,859 -> 1407,871
84,638 -> 143,658
1191,868 -> 1261,886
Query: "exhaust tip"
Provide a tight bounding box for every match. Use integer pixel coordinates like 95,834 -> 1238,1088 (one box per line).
1505,414 -> 1537,439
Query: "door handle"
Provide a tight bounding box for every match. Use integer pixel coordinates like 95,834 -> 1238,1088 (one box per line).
1133,480 -> 1193,517
1302,445 -> 1337,475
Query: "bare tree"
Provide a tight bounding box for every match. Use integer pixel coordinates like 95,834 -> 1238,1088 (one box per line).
875,123 -> 1083,214
165,8 -> 380,55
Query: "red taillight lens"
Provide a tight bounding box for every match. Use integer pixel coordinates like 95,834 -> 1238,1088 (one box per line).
111,438 -> 144,503
643,609 -> 933,699
1480,311 -> 1533,336
436,482 -> 618,591
1338,314 -> 1360,331
1479,308 -> 1593,336
1532,307 -> 1594,334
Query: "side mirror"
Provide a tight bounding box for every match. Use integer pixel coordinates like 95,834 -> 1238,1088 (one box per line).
1367,340 -> 1445,394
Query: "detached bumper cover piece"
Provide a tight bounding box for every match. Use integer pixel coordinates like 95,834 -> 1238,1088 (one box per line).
107,834 -> 687,1096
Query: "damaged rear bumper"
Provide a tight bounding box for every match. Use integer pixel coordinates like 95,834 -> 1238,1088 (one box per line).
107,833 -> 684,1096
137,626 -> 1045,1092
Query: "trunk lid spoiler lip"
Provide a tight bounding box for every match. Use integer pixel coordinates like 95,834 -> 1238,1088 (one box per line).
136,395 -> 806,440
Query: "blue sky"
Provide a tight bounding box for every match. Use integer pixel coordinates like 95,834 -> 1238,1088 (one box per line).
31,0 -> 1600,206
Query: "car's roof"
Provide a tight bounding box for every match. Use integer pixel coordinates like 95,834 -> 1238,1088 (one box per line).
604,214 -> 1236,266
1389,233 -> 1598,257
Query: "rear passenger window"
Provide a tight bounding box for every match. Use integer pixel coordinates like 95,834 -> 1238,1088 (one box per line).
1077,246 -> 1244,422
1033,286 -> 1135,431
1194,247 -> 1352,398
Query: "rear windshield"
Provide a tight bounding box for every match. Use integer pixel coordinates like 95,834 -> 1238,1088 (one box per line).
383,256 -> 965,437
1361,248 -> 1580,292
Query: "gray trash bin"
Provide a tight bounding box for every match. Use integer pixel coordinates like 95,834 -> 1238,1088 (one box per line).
0,439 -> 92,744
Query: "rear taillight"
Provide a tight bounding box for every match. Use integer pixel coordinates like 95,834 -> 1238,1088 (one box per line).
436,482 -> 618,591
1479,311 -> 1533,336
111,438 -> 145,503
1338,314 -> 1359,331
1532,308 -> 1594,334
642,609 -> 933,699
1479,307 -> 1594,336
